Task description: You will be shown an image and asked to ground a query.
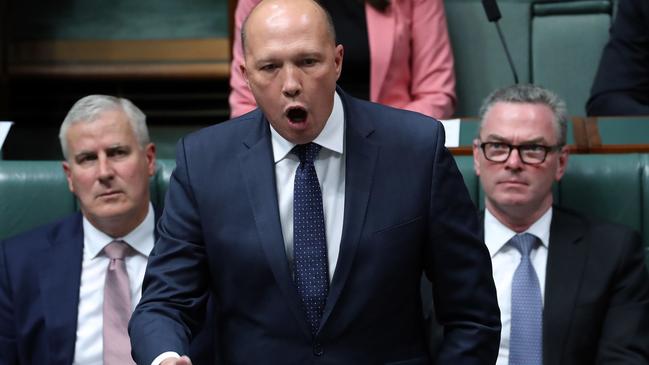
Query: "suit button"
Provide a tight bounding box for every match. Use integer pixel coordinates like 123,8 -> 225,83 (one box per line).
313,342 -> 323,356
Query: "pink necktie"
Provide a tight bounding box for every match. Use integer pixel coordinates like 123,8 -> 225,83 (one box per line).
103,240 -> 136,365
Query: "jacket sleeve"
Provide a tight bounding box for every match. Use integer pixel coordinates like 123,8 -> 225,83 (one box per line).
129,138 -> 211,365
425,124 -> 501,364
586,0 -> 649,115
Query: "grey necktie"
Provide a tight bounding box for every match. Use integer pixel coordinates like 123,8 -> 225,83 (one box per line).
508,233 -> 543,365
103,240 -> 136,365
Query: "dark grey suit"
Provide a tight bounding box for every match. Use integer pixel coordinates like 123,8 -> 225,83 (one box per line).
542,207 -> 649,364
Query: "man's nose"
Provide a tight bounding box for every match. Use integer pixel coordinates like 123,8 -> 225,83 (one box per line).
97,155 -> 115,181
505,147 -> 524,169
281,65 -> 301,98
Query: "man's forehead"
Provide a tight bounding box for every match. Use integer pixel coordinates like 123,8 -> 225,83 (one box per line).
482,103 -> 557,138
247,0 -> 327,36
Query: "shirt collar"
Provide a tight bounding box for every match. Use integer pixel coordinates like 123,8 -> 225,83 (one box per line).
484,206 -> 552,257
83,202 -> 155,259
270,91 -> 345,163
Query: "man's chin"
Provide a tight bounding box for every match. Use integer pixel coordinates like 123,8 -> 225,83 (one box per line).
491,193 -> 535,210
85,202 -> 133,221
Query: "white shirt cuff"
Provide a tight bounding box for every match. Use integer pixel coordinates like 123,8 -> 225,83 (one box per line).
151,351 -> 181,365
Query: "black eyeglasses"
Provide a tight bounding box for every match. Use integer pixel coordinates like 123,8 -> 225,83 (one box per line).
479,141 -> 562,165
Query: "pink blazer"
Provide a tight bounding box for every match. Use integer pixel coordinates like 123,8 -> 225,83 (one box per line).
229,0 -> 456,119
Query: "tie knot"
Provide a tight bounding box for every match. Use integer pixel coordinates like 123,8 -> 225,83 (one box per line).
104,240 -> 131,260
293,143 -> 321,164
508,233 -> 538,257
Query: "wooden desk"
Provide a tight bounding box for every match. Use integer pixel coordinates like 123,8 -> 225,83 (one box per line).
573,116 -> 649,153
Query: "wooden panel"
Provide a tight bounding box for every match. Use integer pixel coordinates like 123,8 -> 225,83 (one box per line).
8,62 -> 230,79
584,116 -> 649,153
7,0 -> 232,79
10,39 -> 229,63
8,39 -> 230,79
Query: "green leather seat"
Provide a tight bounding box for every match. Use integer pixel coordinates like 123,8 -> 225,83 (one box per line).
454,153 -> 649,266
445,0 -> 533,117
149,125 -> 205,159
531,0 -> 612,116
0,160 -> 76,239
2,156 -> 648,269
444,0 -> 613,117
0,160 -> 172,240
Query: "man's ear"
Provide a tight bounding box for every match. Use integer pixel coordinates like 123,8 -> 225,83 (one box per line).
240,63 -> 250,88
334,44 -> 344,80
472,139 -> 482,176
145,143 -> 156,177
62,160 -> 75,193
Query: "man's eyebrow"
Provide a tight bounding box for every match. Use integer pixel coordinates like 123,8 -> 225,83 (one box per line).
482,134 -> 548,144
73,150 -> 96,161
106,144 -> 129,151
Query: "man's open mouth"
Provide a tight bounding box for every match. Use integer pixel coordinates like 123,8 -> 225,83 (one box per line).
287,107 -> 307,123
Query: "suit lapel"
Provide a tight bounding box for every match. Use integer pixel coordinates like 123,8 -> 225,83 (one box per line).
320,94 -> 379,330
39,213 -> 84,364
239,113 -> 311,337
543,208 -> 587,365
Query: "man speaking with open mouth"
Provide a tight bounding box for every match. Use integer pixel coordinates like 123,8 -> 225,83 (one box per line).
129,1 -> 501,364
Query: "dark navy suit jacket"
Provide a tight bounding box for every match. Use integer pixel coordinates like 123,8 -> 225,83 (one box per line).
587,0 -> 649,115
130,90 -> 501,365
0,212 -> 214,364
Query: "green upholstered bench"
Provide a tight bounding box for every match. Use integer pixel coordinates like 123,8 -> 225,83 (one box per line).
444,0 -> 613,117
454,153 -> 649,265
531,0 -> 612,116
444,0 -> 533,117
2,155 -> 648,267
0,160 -> 174,239
0,161 -> 76,240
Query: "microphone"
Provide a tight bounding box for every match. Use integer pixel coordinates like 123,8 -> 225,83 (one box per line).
481,0 -> 519,84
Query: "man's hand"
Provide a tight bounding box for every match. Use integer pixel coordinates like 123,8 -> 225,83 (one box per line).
161,355 -> 192,365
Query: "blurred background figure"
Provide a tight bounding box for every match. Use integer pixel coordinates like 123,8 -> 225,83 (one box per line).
587,0 -> 649,116
229,0 -> 456,119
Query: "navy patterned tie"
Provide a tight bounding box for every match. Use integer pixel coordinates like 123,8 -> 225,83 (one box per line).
293,142 -> 329,335
508,233 -> 543,365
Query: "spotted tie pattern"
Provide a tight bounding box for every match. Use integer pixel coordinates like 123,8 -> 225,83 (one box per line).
508,233 -> 543,365
293,142 -> 329,335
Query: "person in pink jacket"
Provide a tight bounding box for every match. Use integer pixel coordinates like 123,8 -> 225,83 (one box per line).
229,0 -> 456,119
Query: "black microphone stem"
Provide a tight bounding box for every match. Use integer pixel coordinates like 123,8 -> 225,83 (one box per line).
494,22 -> 519,84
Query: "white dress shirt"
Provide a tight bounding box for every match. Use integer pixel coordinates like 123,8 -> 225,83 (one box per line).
73,203 -> 155,365
484,207 -> 551,365
272,91 -> 346,280
152,94 -> 347,365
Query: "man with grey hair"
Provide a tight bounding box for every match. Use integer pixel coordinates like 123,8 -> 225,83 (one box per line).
1,95 -> 174,364
473,84 -> 649,364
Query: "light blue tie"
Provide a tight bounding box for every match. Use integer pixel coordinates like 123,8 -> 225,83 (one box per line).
293,143 -> 329,335
508,233 -> 543,365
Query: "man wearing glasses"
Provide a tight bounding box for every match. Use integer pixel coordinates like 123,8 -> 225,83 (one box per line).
472,84 -> 649,365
